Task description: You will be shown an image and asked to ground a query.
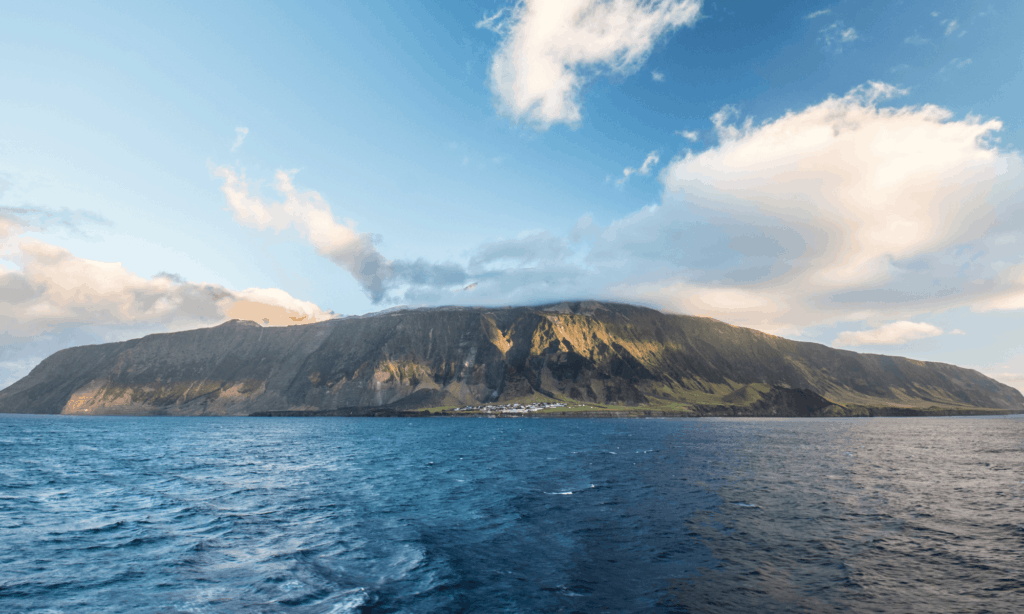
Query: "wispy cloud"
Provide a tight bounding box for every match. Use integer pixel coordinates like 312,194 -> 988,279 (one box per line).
475,8 -> 506,33
616,151 -> 660,186
805,8 -> 831,19
676,130 -> 699,141
231,127 -> 249,152
819,21 -> 858,51
0,205 -> 110,237
944,19 -> 959,36
834,321 -> 944,346
651,70 -> 665,82
215,167 -> 392,301
904,34 -> 929,45
213,168 -> 468,302
484,0 -> 702,128
941,57 -> 972,72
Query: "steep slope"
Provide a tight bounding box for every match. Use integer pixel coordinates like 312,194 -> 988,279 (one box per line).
1,301 -> 1020,415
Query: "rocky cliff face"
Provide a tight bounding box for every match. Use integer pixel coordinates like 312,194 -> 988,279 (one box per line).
1,301 -> 1021,415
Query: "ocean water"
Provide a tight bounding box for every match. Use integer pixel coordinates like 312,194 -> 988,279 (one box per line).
1,415 -> 1023,613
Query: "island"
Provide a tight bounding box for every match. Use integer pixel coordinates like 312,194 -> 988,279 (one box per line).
2,301 -> 1021,417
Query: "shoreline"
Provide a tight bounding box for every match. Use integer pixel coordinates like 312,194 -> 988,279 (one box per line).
248,405 -> 1019,419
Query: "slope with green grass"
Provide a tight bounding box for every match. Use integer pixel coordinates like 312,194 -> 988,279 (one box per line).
1,301 -> 1020,416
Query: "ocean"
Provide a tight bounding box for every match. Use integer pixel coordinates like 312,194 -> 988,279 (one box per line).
2,414 -> 1023,613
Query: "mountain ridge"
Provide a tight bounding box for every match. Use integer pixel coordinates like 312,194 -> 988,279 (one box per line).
1,301 -> 1020,416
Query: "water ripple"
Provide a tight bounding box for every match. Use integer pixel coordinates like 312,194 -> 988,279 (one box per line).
2,415 -> 1023,612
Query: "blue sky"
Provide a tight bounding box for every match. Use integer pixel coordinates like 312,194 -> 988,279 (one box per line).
2,0 -> 1023,392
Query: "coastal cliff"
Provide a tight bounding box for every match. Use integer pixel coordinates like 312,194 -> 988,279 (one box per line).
1,301 -> 1021,416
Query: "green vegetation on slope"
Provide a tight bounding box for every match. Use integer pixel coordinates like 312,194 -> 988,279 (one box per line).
1,301 -> 1020,416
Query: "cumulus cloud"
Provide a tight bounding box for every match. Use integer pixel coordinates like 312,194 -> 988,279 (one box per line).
834,321 -> 944,346
665,82 -> 1011,288
0,224 -> 335,388
596,82 -> 1024,334
484,0 -> 701,127
232,127 -> 249,151
617,151 -> 660,185
0,235 -> 332,341
211,83 -> 1024,346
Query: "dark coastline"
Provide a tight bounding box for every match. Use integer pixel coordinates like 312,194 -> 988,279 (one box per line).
248,405 -> 1018,418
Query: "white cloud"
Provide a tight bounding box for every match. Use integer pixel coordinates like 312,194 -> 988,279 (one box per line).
806,9 -> 831,19
665,82 -> 1010,288
589,82 -> 1024,333
214,167 -> 392,301
651,70 -> 665,82
476,8 -> 507,33
904,34 -> 929,45
834,321 -> 944,346
676,130 -> 699,141
950,329 -> 966,335
231,127 -> 249,151
0,219 -> 335,388
485,0 -> 702,127
0,235 -> 333,341
376,77 -> 1024,337
201,84 -> 1024,346
819,21 -> 858,51
942,58 -> 972,72
213,168 -> 469,302
617,151 -> 660,185
944,19 -> 959,36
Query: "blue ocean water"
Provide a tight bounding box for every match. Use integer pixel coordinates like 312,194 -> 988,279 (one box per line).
2,415 -> 1023,613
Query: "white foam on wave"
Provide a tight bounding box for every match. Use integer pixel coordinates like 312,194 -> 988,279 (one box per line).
326,589 -> 368,613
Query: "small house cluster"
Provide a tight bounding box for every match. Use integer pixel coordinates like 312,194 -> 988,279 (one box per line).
452,402 -> 567,414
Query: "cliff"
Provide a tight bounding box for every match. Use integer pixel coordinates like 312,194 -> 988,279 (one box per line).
1,301 -> 1020,416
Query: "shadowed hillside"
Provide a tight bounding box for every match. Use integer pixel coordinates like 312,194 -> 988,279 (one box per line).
1,301 -> 1021,416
